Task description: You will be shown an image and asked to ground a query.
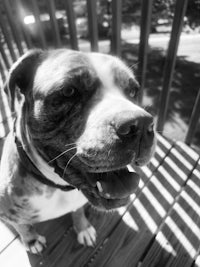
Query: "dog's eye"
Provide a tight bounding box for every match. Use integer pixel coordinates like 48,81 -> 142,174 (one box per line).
125,87 -> 136,99
125,78 -> 139,100
63,86 -> 76,97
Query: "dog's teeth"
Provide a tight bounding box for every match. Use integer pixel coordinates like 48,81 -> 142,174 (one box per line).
105,193 -> 111,199
96,181 -> 103,193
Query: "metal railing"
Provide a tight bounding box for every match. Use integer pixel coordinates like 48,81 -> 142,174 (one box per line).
0,0 -> 199,146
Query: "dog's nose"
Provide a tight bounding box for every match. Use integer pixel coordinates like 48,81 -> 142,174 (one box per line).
115,111 -> 154,141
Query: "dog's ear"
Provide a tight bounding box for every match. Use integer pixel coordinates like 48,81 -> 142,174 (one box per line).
4,49 -> 44,113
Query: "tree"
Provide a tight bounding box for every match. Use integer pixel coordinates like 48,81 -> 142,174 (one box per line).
186,0 -> 200,28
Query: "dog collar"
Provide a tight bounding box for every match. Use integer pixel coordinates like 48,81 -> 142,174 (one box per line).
14,130 -> 75,192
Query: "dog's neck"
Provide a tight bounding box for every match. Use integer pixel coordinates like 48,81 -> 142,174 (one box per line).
15,116 -> 71,188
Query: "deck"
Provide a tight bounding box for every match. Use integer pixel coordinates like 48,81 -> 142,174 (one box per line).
0,133 -> 200,267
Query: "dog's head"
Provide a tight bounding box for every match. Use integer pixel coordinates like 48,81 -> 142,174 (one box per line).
5,49 -> 156,210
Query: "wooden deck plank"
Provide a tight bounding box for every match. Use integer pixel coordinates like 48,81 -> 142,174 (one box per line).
140,160 -> 200,267
0,221 -> 17,254
0,207 -> 114,267
175,141 -> 200,165
26,206 -> 123,267
0,237 -> 31,267
136,134 -> 173,186
85,211 -> 142,267
91,142 -> 199,266
195,256 -> 200,267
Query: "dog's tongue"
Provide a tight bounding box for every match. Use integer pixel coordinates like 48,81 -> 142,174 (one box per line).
96,165 -> 140,199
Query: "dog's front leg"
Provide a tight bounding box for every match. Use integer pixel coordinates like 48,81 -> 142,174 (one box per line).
13,223 -> 46,254
72,207 -> 96,247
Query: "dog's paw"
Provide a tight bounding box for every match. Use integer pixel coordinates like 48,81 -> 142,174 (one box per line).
77,225 -> 97,247
25,235 -> 47,254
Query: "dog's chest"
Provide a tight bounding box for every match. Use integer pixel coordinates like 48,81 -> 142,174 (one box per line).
29,188 -> 88,222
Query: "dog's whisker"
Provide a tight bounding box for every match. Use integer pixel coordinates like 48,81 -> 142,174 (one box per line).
65,142 -> 76,147
62,153 -> 77,178
48,147 -> 77,163
107,149 -> 112,158
129,62 -> 139,70
66,153 -> 77,168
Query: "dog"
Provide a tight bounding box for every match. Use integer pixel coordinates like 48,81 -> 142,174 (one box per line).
0,49 -> 156,254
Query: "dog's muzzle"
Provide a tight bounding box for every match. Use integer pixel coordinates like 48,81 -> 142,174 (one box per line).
84,165 -> 140,198
77,166 -> 139,210
75,109 -> 155,210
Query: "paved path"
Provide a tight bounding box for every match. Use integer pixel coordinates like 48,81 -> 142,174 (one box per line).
79,32 -> 200,64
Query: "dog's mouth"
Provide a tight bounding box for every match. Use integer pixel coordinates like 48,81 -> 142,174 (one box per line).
80,165 -> 140,210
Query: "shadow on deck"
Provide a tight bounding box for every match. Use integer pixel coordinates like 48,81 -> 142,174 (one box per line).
0,134 -> 200,267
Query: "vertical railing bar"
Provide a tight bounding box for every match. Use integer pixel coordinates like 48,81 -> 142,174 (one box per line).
185,89 -> 200,145
64,0 -> 79,50
19,26 -> 32,50
156,0 -> 188,132
0,12 -> 17,62
15,0 -> 33,49
111,0 -> 122,56
137,0 -> 153,104
86,0 -> 98,52
2,0 -> 24,55
0,44 -> 11,69
0,59 -> 6,81
20,27 -> 32,50
46,0 -> 61,48
30,0 -> 47,49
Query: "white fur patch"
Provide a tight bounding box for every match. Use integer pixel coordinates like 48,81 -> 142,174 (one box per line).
29,189 -> 88,221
